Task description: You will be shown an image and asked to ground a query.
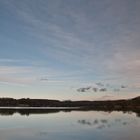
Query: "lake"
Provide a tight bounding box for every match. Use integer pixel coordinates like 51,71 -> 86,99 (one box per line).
0,109 -> 139,140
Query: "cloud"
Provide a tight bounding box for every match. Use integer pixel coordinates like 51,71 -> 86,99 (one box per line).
1,0 -> 140,98
0,58 -> 21,62
114,89 -> 120,92
92,87 -> 98,92
0,76 -> 35,86
0,66 -> 31,75
121,85 -> 127,88
4,1 -> 140,67
76,82 -> 129,93
40,78 -> 48,81
0,65 -> 38,85
99,95 -> 114,100
77,87 -> 91,92
100,88 -> 107,92
9,0 -> 140,81
129,83 -> 140,89
96,82 -> 104,87
77,86 -> 98,93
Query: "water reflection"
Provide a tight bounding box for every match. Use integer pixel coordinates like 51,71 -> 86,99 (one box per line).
0,109 -> 139,117
0,109 -> 70,116
78,118 -> 130,129
0,110 -> 139,140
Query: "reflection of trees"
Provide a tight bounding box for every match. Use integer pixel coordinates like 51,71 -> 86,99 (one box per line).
0,110 -> 15,116
135,111 -> 140,117
0,109 -> 140,117
0,109 -> 61,116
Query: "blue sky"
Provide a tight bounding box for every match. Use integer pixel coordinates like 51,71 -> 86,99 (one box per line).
0,0 -> 140,100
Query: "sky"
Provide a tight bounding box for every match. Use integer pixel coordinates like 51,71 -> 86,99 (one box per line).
0,0 -> 140,100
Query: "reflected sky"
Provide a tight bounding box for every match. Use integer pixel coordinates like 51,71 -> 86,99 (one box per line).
0,111 -> 139,140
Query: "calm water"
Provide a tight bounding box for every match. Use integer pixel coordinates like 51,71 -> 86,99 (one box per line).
0,110 -> 140,140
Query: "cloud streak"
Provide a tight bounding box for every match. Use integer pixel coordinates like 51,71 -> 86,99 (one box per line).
0,0 -> 140,99
3,0 -> 140,76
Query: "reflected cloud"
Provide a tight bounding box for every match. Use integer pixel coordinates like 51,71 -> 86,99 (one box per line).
78,118 -> 108,128
78,120 -> 92,126
93,119 -> 99,125
39,131 -> 48,136
78,117 -> 133,130
122,122 -> 128,125
97,124 -> 105,129
101,119 -> 108,123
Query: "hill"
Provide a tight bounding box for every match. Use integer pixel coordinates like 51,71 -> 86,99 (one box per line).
0,96 -> 139,111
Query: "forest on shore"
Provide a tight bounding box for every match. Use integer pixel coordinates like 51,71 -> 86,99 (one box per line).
0,96 -> 139,111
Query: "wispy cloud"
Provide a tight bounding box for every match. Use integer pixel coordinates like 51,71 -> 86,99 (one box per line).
0,65 -> 36,85
0,66 -> 31,75
9,1 -> 140,75
6,0 -> 140,78
0,0 -> 140,99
